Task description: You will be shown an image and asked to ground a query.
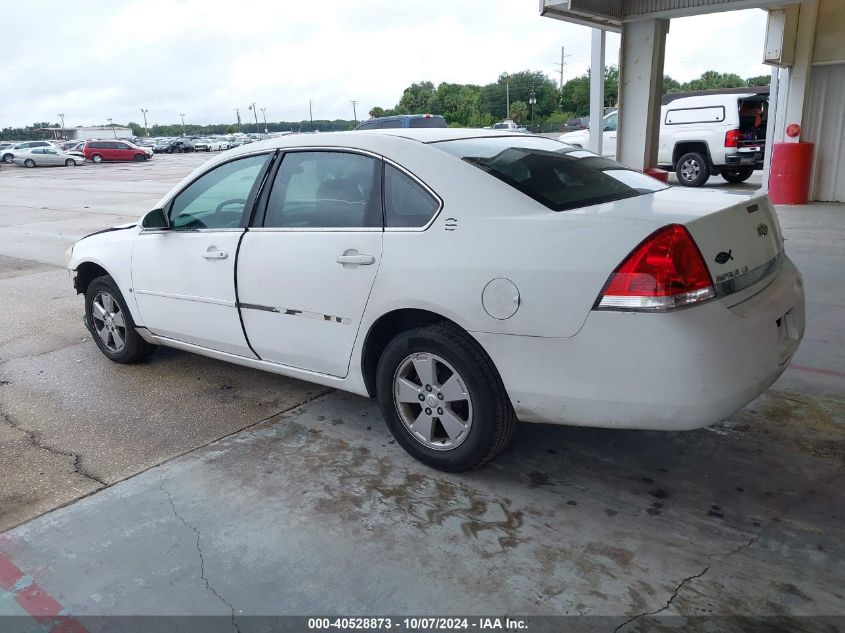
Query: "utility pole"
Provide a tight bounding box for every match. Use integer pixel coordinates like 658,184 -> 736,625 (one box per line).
140,108 -> 149,137
248,102 -> 259,133
179,113 -> 186,136
554,45 -> 572,107
234,108 -> 242,132
309,100 -> 313,124
529,91 -> 537,132
506,76 -> 510,118
57,113 -> 65,138
260,108 -> 267,133
107,117 -> 116,137
350,100 -> 358,123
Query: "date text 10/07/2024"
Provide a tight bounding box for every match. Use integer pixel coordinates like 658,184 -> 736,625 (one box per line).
307,617 -> 529,630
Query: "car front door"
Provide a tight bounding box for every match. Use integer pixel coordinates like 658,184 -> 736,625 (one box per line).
603,112 -> 618,158
131,151 -> 274,356
41,148 -> 63,165
237,150 -> 383,377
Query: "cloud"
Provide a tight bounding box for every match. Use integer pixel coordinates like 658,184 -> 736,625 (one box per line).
0,0 -> 770,128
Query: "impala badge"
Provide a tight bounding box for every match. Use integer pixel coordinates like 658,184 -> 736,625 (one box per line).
757,223 -> 769,237
715,250 -> 733,264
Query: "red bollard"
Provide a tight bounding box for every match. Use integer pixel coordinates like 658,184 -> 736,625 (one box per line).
644,167 -> 669,183
769,142 -> 814,205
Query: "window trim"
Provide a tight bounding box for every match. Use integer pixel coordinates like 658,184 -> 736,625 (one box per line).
140,150 -> 276,234
249,146 -> 443,233
664,105 -> 726,125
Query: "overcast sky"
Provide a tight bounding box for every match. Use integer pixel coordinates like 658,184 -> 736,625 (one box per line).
2,0 -> 772,128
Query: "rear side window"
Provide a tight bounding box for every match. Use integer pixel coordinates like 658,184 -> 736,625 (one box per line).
379,119 -> 403,129
384,164 -> 439,228
409,116 -> 446,128
434,137 -> 666,212
264,151 -> 381,229
665,106 -> 725,125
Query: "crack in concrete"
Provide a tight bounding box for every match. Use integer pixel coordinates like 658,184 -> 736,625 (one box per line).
0,405 -> 106,487
160,476 -> 241,633
614,463 -> 844,632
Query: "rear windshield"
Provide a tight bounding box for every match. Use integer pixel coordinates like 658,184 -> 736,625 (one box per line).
409,116 -> 447,128
433,136 -> 666,212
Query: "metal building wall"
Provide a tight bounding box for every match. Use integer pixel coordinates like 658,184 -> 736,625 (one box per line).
814,0 -> 845,64
803,63 -> 845,202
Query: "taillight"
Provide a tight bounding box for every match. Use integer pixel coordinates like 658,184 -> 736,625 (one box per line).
595,224 -> 715,311
724,129 -> 739,148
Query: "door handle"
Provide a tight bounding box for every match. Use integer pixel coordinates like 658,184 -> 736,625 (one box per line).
202,248 -> 228,260
336,254 -> 375,265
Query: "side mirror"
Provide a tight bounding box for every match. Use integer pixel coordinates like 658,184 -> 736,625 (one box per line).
141,208 -> 169,229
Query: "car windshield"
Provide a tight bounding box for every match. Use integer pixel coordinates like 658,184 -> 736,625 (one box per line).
433,136 -> 666,212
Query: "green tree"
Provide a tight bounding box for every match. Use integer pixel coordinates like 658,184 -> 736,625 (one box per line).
368,106 -> 386,118
508,101 -> 528,123
663,75 -> 682,94
746,74 -> 770,87
397,81 -> 439,114
683,70 -> 746,91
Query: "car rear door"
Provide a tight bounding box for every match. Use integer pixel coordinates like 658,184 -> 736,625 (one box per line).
236,149 -> 383,377
131,151 -> 274,356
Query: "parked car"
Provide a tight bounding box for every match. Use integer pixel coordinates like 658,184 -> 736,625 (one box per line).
166,138 -> 195,153
13,147 -> 84,167
84,140 -> 151,163
152,139 -> 172,153
356,114 -> 447,130
2,140 -> 56,163
491,119 -> 528,133
65,142 -> 86,158
67,129 -> 804,471
559,87 -> 770,186
563,116 -> 589,132
206,138 -> 229,151
192,138 -> 212,152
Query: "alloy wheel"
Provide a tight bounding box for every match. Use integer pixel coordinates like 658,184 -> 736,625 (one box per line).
393,352 -> 473,451
680,158 -> 700,182
91,291 -> 126,353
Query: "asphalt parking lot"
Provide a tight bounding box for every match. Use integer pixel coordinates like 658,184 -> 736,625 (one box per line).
0,154 -> 842,630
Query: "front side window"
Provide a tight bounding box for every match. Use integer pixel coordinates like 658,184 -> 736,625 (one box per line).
434,136 -> 665,212
603,113 -> 618,131
379,119 -> 403,129
169,153 -> 269,229
263,151 -> 381,228
384,164 -> 439,228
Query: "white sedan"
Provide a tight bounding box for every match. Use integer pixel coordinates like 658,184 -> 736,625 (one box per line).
67,129 -> 804,471
14,147 -> 85,167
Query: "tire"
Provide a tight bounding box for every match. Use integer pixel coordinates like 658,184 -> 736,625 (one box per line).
85,275 -> 156,364
92,154 -> 103,164
2,153 -> 12,164
23,159 -> 35,168
376,322 -> 517,471
65,158 -> 75,167
133,153 -> 145,161
722,167 -> 754,183
675,151 -> 710,187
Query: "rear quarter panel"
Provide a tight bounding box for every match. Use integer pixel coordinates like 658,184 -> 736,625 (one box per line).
362,145 -> 665,339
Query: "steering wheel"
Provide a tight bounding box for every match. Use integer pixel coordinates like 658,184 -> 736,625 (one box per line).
215,198 -> 247,214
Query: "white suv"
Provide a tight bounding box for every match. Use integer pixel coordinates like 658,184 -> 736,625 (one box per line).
560,87 -> 769,186
1,140 -> 57,164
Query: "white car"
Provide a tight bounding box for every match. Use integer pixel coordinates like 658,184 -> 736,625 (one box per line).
13,147 -> 84,167
206,138 -> 229,151
67,129 -> 804,471
560,88 -> 769,187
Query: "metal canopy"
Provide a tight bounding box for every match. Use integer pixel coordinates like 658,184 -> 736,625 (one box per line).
540,0 -> 791,31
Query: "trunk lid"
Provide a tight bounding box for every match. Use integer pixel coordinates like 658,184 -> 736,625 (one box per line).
575,187 -> 784,305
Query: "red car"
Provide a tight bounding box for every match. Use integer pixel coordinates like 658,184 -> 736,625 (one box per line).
84,140 -> 151,163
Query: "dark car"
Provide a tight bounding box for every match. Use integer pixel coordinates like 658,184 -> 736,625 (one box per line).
563,116 -> 589,132
355,114 -> 447,130
166,138 -> 195,153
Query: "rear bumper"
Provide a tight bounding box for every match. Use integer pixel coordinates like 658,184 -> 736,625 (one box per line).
473,256 -> 805,431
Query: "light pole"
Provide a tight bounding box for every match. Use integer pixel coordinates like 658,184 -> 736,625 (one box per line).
234,108 -> 241,132
350,100 -> 358,123
529,93 -> 537,132
179,113 -> 186,136
57,113 -> 65,138
140,108 -> 149,137
260,107 -> 267,134
248,103 -> 260,134
309,100 -> 313,124
107,117 -> 116,137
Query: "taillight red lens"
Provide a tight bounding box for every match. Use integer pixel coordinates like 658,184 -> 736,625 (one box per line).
596,224 -> 715,311
725,129 -> 739,148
